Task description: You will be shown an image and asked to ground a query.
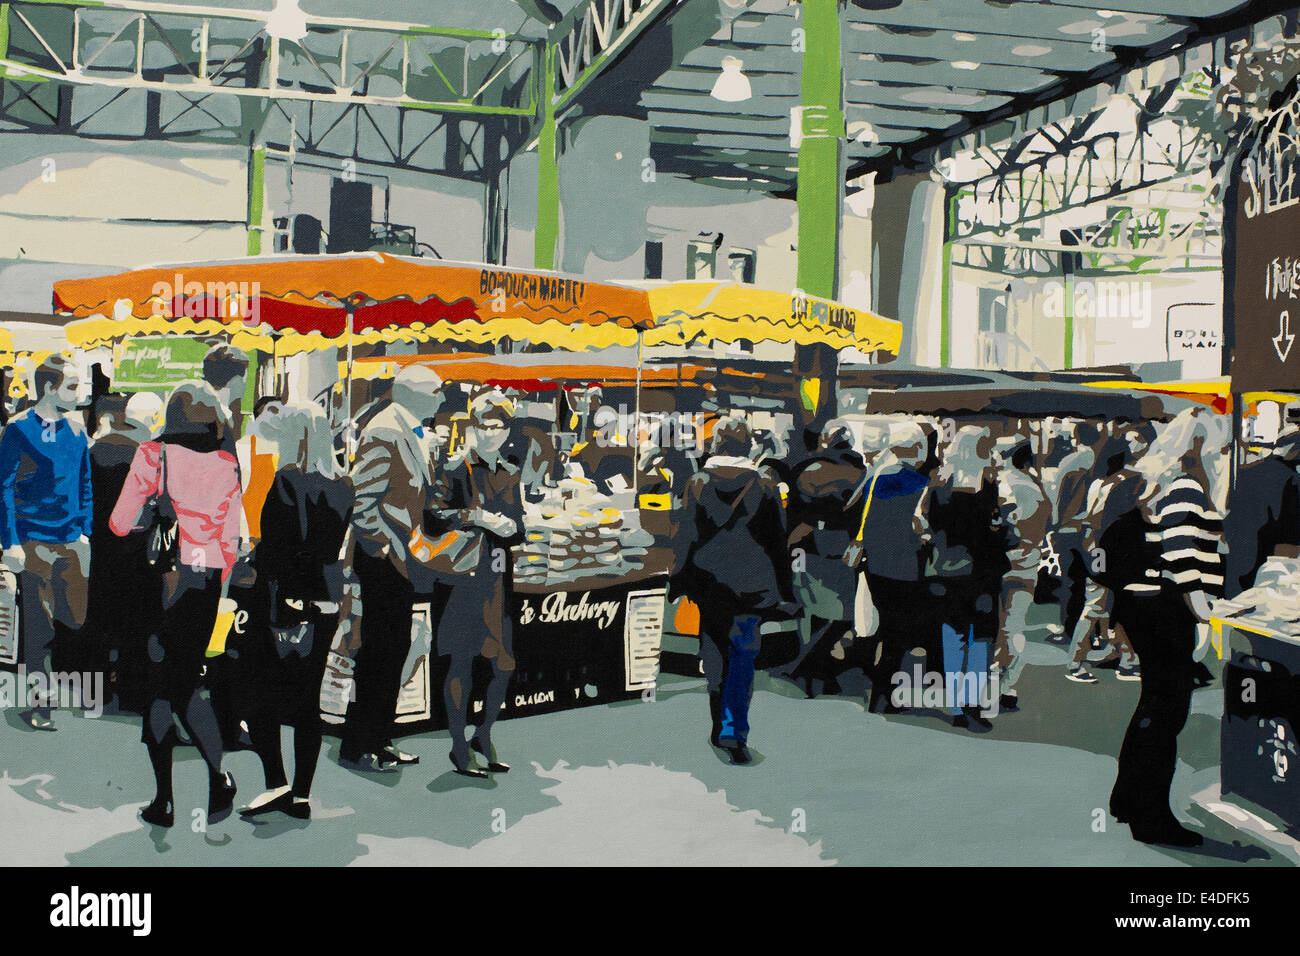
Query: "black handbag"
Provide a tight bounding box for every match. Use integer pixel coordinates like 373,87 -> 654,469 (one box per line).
144,444 -> 179,573
267,581 -> 319,661
271,618 -> 315,660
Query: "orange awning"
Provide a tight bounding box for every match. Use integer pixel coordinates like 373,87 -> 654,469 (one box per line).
54,253 -> 655,350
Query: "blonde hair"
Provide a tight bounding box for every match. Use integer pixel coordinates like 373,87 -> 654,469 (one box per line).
273,402 -> 340,480
937,426 -> 992,490
1136,408 -> 1205,487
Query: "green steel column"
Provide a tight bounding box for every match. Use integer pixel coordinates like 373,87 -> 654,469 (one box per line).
940,188 -> 956,368
247,143 -> 266,256
1063,272 -> 1074,369
534,43 -> 559,271
0,5 -> 10,63
793,0 -> 844,451
796,0 -> 844,299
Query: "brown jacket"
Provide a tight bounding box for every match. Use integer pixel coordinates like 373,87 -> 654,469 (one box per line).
350,402 -> 435,581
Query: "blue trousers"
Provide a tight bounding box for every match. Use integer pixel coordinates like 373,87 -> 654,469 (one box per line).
941,621 -> 989,716
701,613 -> 762,745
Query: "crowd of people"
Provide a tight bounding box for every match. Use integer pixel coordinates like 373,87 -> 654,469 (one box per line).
670,402 -> 1243,849
4,343 -> 1289,850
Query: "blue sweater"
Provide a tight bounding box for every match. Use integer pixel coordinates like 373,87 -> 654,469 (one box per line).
0,410 -> 93,549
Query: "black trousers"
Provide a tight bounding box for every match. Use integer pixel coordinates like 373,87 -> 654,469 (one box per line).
142,566 -> 222,747
1053,533 -> 1088,638
341,548 -> 415,761
865,576 -> 932,708
1110,588 -> 1196,823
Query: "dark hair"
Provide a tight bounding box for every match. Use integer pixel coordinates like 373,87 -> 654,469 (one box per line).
34,353 -> 74,398
920,422 -> 941,474
1009,440 -> 1033,472
1075,422 -> 1102,446
202,344 -> 250,392
253,395 -> 283,418
162,382 -> 229,453
710,416 -> 752,457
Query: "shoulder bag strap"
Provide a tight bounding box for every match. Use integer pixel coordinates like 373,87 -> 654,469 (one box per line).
854,468 -> 883,544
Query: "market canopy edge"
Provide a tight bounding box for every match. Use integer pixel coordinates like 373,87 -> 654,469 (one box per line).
53,257 -> 903,356
639,281 -> 902,354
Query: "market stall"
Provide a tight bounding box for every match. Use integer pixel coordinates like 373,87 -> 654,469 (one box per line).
331,350 -> 681,730
54,255 -> 672,732
1213,558 -> 1300,830
50,261 -> 907,735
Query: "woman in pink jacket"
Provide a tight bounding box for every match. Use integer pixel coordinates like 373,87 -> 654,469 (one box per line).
111,382 -> 242,828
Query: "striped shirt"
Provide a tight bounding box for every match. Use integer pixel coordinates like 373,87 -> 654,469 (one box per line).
1127,475 -> 1224,596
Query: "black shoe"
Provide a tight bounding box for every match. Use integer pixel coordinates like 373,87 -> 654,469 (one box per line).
208,772 -> 237,825
1191,662 -> 1215,688
382,745 -> 420,765
340,753 -> 400,774
140,798 -> 174,828
239,787 -> 294,819
727,743 -> 752,765
961,706 -> 993,732
951,714 -> 969,729
1110,786 -> 1135,823
999,693 -> 1020,712
449,750 -> 488,778
869,692 -> 907,715
287,797 -> 311,820
470,738 -> 510,773
20,710 -> 56,732
1129,816 -> 1203,848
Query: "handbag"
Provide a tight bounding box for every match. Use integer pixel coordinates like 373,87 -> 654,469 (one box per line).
845,468 -> 882,639
271,618 -> 315,661
143,444 -> 179,574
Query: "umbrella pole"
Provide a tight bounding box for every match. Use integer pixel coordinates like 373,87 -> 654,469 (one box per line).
345,307 -> 354,425
633,327 -> 644,496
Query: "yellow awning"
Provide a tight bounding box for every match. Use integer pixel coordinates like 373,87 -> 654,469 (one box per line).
639,281 -> 902,355
63,313 -> 640,353
1085,378 -> 1300,413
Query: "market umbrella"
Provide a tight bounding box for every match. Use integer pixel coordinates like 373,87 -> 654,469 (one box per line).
55,253 -> 655,349
54,253 -> 657,419
636,280 -> 903,355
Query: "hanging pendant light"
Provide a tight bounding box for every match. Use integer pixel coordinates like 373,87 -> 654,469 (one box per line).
266,0 -> 308,42
711,56 -> 752,103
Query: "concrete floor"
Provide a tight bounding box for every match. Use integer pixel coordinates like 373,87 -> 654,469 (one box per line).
0,632 -> 1289,867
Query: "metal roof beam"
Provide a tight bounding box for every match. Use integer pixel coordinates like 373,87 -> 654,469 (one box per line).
860,0 -> 1300,181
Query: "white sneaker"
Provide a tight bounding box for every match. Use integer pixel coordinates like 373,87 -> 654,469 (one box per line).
1066,665 -> 1098,684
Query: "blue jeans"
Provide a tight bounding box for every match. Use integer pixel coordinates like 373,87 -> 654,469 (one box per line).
701,613 -> 762,745
941,620 -> 989,716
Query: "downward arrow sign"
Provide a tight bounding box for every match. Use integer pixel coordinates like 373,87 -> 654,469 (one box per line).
1275,310 -> 1294,362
